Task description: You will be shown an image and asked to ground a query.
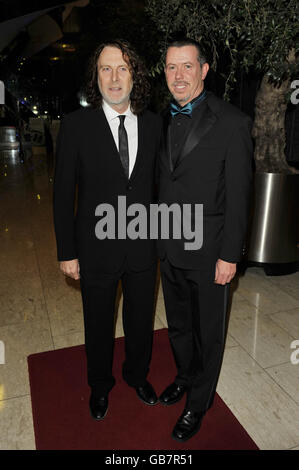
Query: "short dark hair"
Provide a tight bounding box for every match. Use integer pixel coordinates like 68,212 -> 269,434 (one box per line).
166,38 -> 208,66
84,39 -> 150,115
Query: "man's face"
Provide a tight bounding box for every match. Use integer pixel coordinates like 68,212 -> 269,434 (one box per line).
97,46 -> 133,111
165,45 -> 209,106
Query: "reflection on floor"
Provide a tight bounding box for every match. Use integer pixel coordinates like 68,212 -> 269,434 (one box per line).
0,147 -> 299,450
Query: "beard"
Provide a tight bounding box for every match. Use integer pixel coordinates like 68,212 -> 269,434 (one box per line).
175,93 -> 191,104
171,81 -> 191,104
98,80 -> 133,107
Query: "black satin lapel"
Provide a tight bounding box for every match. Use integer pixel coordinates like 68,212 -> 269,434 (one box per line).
161,112 -> 172,172
175,104 -> 217,168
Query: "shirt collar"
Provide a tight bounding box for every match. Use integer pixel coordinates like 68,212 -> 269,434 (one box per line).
102,99 -> 135,122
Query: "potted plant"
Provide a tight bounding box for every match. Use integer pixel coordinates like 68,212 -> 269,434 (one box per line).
146,0 -> 299,269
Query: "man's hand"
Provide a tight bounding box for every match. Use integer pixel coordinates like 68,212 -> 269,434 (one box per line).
214,259 -> 236,285
60,259 -> 80,280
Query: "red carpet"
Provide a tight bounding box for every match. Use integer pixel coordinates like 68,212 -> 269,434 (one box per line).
28,328 -> 258,450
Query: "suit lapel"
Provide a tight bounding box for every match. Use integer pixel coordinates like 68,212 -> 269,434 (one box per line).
174,99 -> 217,170
95,106 -> 122,159
161,112 -> 173,173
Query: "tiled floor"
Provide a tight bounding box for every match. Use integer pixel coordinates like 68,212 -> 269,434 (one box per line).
0,146 -> 299,450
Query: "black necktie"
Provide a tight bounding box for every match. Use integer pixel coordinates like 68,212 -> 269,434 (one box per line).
118,115 -> 129,178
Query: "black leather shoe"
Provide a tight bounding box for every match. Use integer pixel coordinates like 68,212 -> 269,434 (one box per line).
159,382 -> 187,406
172,409 -> 205,442
135,381 -> 158,405
89,394 -> 108,420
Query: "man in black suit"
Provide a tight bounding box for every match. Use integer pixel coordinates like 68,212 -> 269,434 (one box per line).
157,39 -> 253,441
53,40 -> 161,420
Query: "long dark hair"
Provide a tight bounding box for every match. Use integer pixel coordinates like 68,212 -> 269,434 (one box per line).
84,39 -> 150,115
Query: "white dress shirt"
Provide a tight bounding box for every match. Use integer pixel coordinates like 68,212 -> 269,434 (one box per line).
102,100 -> 138,178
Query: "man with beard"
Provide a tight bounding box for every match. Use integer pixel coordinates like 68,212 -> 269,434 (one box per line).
158,39 -> 253,441
53,40 -> 161,420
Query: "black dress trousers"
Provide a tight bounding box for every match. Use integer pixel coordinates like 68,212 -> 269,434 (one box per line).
160,258 -> 230,413
80,261 -> 157,396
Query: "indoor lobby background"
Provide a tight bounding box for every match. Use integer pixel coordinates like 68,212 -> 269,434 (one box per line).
0,0 -> 299,451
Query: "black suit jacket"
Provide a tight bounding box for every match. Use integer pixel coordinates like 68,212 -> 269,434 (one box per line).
158,91 -> 253,269
53,106 -> 161,273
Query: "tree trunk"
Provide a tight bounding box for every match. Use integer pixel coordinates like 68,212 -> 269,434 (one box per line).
252,51 -> 299,174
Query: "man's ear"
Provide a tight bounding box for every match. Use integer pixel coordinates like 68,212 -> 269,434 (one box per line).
201,63 -> 209,80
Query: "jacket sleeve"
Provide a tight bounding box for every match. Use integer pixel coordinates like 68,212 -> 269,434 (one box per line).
53,116 -> 78,261
219,116 -> 253,263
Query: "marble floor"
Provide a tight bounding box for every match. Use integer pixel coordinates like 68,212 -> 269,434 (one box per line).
0,145 -> 299,450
